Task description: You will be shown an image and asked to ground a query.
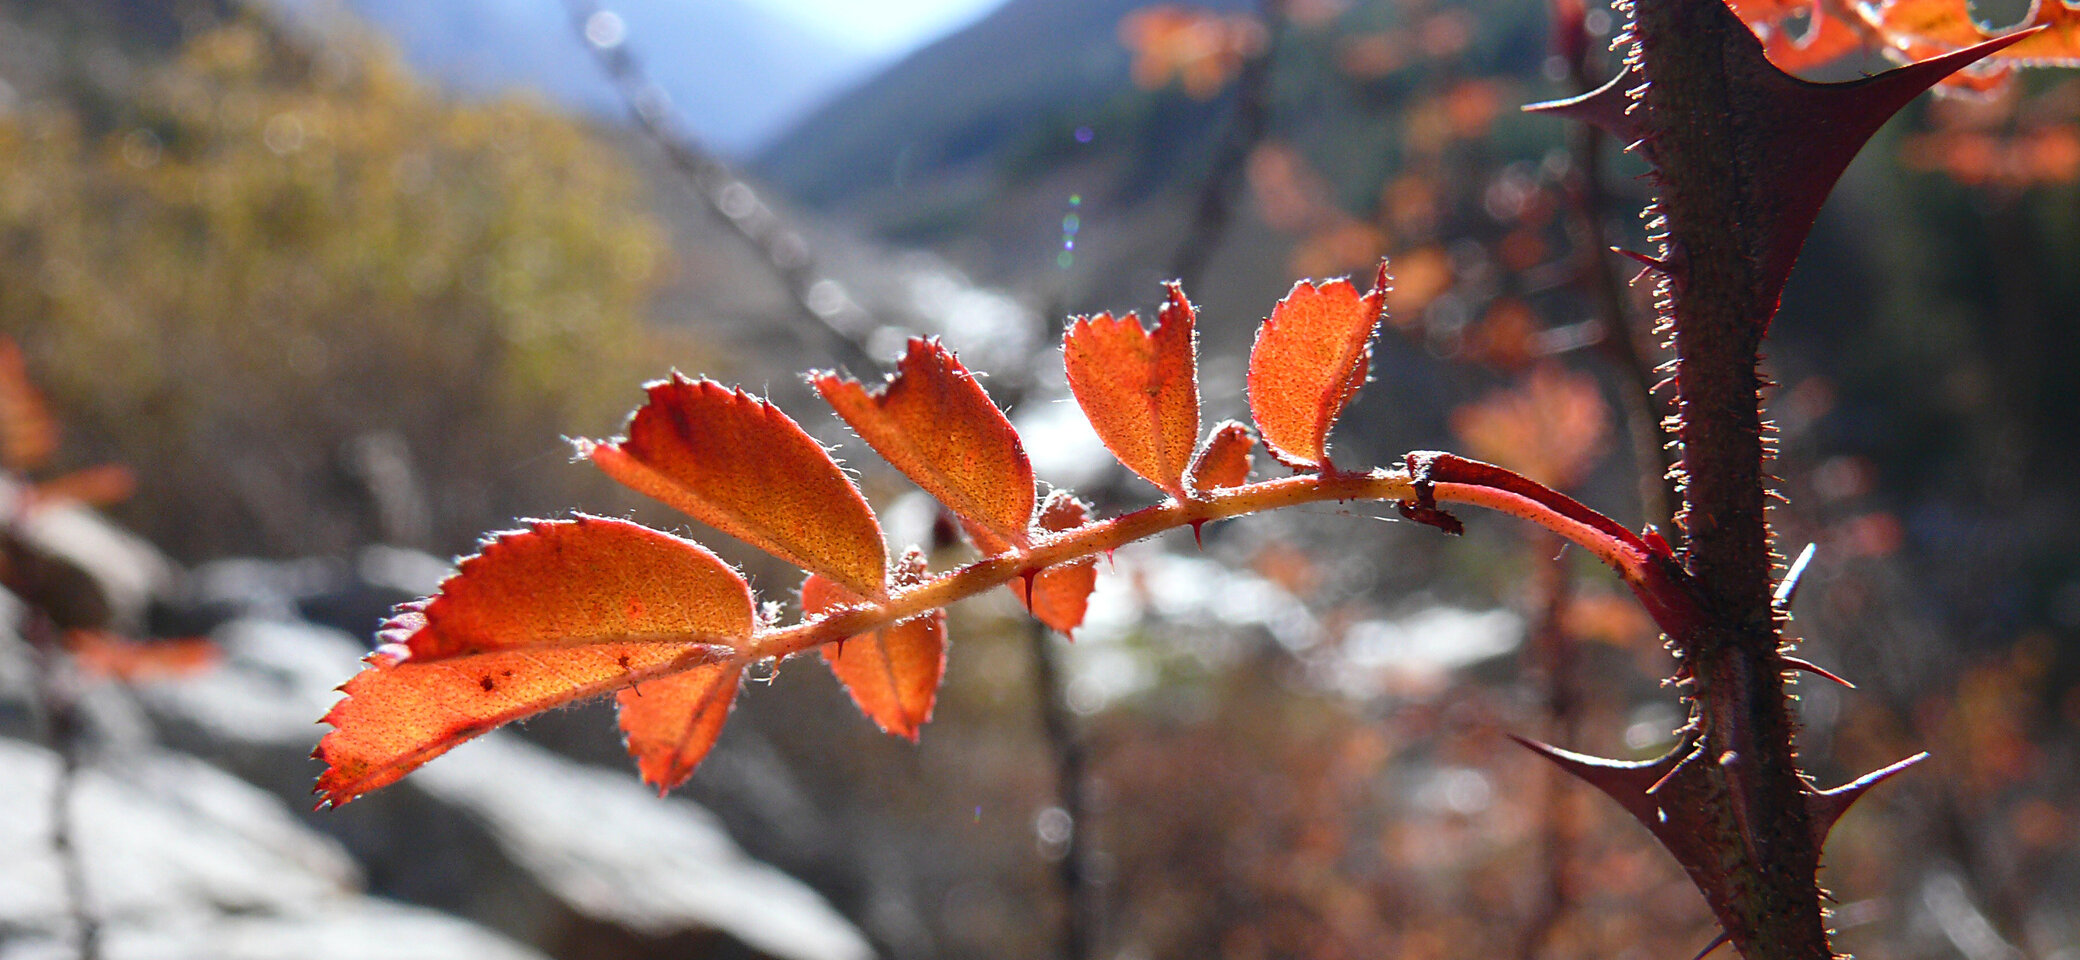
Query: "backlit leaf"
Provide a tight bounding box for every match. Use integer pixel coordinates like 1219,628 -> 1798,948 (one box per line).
587,375 -> 888,597
314,515 -> 756,806
617,661 -> 743,794
1247,264 -> 1388,470
806,548 -> 946,740
401,516 -> 756,661
1063,283 -> 1202,498
1187,421 -> 1257,495
316,641 -> 728,806
1013,492 -> 1098,635
1449,364 -> 1611,490
815,339 -> 1035,551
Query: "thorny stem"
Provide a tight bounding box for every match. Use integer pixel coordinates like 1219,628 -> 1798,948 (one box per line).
1631,0 -> 1825,955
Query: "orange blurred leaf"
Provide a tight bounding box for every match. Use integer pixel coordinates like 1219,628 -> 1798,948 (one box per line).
816,339 -> 1035,552
0,337 -> 56,473
587,375 -> 888,597
1247,265 -> 1388,470
1187,420 -> 1256,494
30,464 -> 138,509
807,547 -> 946,740
617,661 -> 743,794
1063,283 -> 1202,498
66,630 -> 217,681
315,516 -> 755,806
1013,491 -> 1098,634
1449,363 -> 1611,490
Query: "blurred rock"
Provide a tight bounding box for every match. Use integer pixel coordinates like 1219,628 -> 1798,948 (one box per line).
0,736 -> 547,960
133,615 -> 874,960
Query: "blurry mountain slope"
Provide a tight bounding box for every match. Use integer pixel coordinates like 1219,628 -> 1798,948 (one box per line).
272,0 -> 875,156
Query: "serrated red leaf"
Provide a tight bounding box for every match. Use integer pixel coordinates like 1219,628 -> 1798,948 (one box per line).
316,642 -> 728,806
1063,283 -> 1202,498
1013,492 -> 1097,635
805,548 -> 946,740
815,339 -> 1035,550
1187,421 -> 1256,495
588,376 -> 888,597
617,662 -> 743,794
1247,264 -> 1387,470
402,516 -> 756,661
314,515 -> 756,806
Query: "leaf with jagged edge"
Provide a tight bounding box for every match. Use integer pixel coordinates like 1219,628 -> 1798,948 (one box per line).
587,375 -> 888,597
806,547 -> 946,740
1012,491 -> 1098,634
1063,283 -> 1202,499
815,339 -> 1036,551
1246,263 -> 1388,470
1186,421 -> 1256,495
617,661 -> 742,794
313,517 -> 754,806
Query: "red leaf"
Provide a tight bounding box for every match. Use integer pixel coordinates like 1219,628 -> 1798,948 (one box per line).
1063,283 -> 1202,498
1012,491 -> 1097,634
815,339 -> 1035,551
806,548 -> 946,740
314,516 -> 756,806
617,662 -> 743,794
1247,264 -> 1387,470
587,376 -> 888,597
1187,421 -> 1256,495
400,516 -> 756,661
316,642 -> 728,806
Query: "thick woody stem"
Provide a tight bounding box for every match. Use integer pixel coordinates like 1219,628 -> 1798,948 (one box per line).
1630,0 -> 1827,955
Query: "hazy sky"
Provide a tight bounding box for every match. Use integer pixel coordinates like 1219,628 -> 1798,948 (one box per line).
751,0 -> 1004,56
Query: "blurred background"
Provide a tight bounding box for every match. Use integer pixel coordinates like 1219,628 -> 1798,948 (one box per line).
0,0 -> 2074,958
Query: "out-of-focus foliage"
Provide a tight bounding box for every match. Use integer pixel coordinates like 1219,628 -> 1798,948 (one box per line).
0,18 -> 667,557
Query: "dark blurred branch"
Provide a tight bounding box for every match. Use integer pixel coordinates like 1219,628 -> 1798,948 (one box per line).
1028,618 -> 1098,960
1552,24 -> 1676,530
1168,0 -> 1286,292
558,0 -> 879,373
1515,537 -> 1581,960
25,612 -> 100,960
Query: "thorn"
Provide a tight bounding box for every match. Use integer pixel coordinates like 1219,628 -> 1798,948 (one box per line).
1613,247 -> 1668,273
1020,569 -> 1038,607
1808,752 -> 1928,845
1509,733 -> 1685,824
1773,542 -> 1816,609
1781,655 -> 1855,689
1647,738 -> 1706,794
1523,67 -> 1650,142
1190,519 -> 1206,548
1690,929 -> 1733,960
1642,524 -> 1675,559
